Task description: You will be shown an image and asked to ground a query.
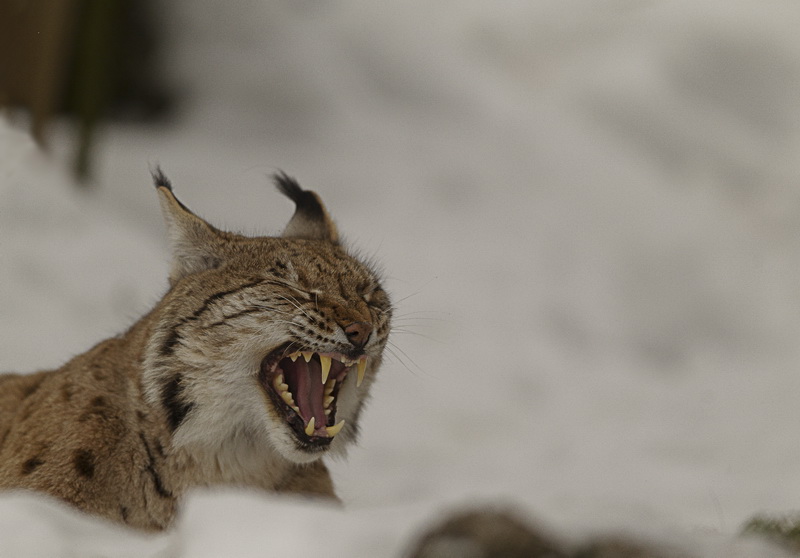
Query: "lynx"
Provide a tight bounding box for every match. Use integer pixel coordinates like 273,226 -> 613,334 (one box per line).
0,170 -> 392,531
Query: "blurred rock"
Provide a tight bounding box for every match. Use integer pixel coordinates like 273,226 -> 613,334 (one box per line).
742,513 -> 800,554
405,507 -> 568,558
573,536 -> 691,558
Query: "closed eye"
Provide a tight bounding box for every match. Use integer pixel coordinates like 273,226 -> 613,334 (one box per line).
264,278 -> 317,300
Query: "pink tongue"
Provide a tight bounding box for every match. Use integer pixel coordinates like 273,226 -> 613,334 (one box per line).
295,359 -> 326,431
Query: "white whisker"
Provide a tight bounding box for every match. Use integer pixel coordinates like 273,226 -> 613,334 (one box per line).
385,341 -> 428,377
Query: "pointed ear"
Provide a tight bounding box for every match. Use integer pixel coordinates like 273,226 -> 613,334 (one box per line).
153,169 -> 227,284
273,172 -> 339,243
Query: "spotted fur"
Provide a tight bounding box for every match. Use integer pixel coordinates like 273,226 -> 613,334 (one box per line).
0,171 -> 392,531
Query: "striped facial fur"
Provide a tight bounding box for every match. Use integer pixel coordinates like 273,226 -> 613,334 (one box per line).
144,172 -> 392,464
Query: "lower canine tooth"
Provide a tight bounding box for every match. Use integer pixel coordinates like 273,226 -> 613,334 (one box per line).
326,420 -> 345,437
304,416 -> 316,436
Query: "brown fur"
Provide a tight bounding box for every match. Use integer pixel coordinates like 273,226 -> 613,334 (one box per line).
0,171 -> 391,531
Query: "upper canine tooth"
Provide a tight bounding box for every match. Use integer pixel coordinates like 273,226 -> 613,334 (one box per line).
320,355 -> 332,383
304,416 -> 316,436
356,357 -> 367,387
301,351 -> 313,363
326,420 -> 345,437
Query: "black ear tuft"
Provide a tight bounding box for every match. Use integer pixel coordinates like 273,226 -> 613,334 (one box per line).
273,171 -> 302,198
272,172 -> 325,220
274,171 -> 339,243
151,166 -> 173,191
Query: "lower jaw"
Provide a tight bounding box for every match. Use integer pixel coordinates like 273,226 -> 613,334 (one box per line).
287,417 -> 334,449
260,370 -> 345,445
275,431 -> 334,465
260,384 -> 337,449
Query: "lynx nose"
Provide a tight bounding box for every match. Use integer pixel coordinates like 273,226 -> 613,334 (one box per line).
343,321 -> 373,348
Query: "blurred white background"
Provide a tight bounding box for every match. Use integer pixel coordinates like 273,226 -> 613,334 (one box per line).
3,1 -> 800,556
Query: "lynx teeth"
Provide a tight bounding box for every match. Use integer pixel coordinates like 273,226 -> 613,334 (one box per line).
303,417 -> 345,437
320,355 -> 332,383
274,351 -> 356,439
285,351 -> 369,386
326,420 -> 345,437
272,374 -> 299,413
272,374 -> 289,393
305,417 -> 316,436
280,392 -> 298,413
356,357 -> 367,387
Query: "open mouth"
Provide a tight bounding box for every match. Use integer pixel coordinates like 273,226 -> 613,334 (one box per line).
259,345 -> 367,448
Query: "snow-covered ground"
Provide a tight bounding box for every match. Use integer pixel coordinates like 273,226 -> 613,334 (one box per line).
3,1 -> 800,555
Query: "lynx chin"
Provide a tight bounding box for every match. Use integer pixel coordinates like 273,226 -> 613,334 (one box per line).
0,170 -> 392,531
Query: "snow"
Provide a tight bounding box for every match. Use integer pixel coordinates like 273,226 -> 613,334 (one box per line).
3,1 -> 800,555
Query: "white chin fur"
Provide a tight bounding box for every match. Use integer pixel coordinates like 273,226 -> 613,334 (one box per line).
269,431 -> 330,464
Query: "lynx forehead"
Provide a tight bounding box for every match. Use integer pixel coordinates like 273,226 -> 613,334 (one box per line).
0,169 -> 392,531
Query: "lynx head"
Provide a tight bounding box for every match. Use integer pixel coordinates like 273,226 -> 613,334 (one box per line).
142,169 -> 391,464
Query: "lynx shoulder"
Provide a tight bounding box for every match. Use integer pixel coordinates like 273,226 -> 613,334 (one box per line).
0,170 -> 392,531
